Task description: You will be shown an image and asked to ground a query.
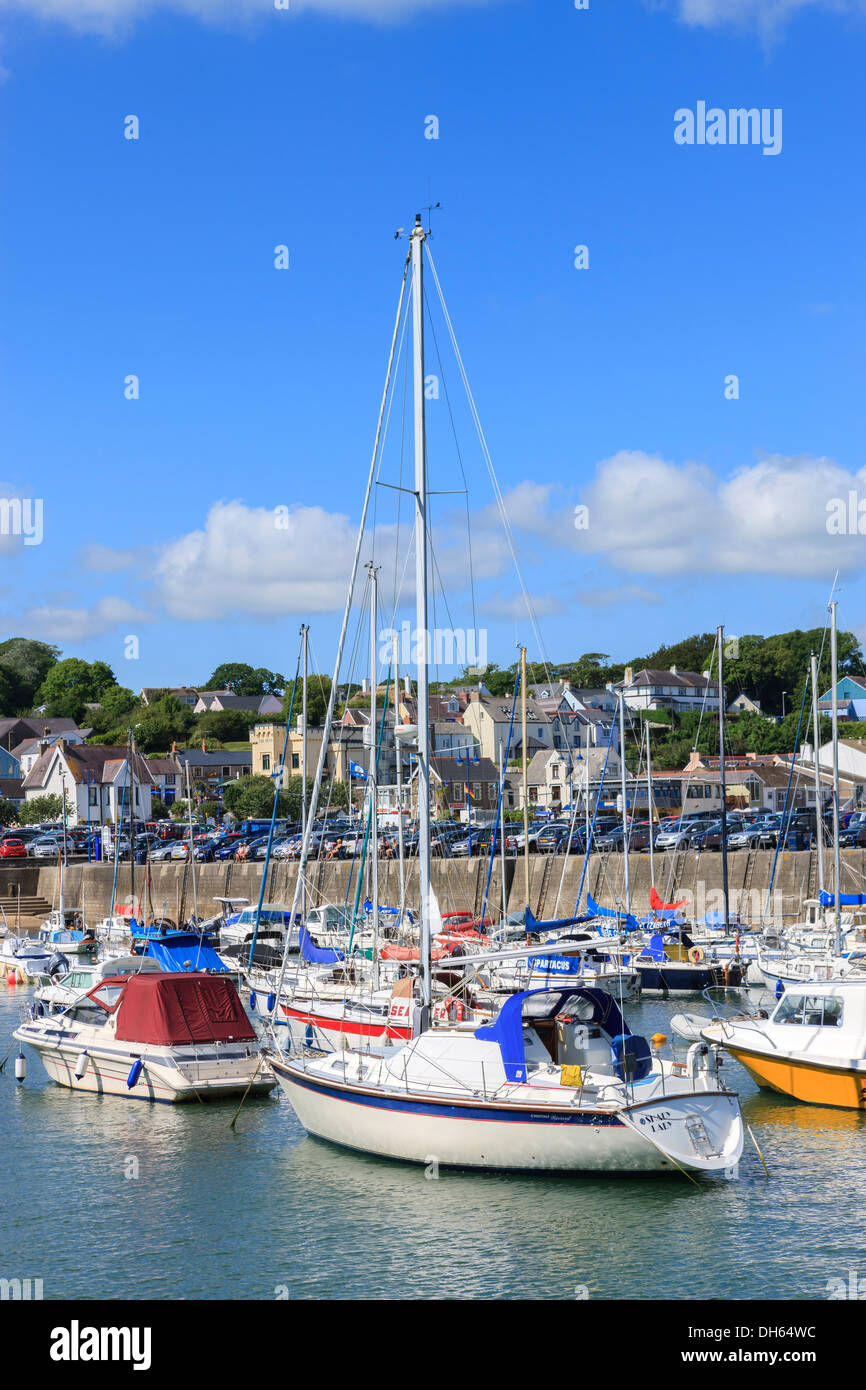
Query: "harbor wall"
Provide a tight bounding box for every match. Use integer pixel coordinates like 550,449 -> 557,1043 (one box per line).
0,848 -> 858,927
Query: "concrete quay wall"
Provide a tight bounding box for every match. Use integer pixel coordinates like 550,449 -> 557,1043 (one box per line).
0,848 -> 857,927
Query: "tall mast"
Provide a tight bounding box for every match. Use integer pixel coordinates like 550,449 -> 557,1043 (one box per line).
617,687 -> 630,917
411,214 -> 432,1018
367,563 -> 380,988
185,758 -> 198,921
392,633 -> 407,925
717,625 -> 729,932
300,623 -> 309,919
520,645 -> 530,913
499,737 -> 507,924
128,726 -> 136,922
810,651 -> 825,898
830,601 -> 842,954
646,718 -> 654,890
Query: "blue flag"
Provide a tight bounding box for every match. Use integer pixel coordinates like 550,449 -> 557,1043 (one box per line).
348,761 -> 368,779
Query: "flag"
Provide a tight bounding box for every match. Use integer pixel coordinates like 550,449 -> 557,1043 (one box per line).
348,761 -> 368,779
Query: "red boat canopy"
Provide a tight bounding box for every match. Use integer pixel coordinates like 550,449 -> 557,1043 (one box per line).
649,885 -> 687,912
110,972 -> 256,1046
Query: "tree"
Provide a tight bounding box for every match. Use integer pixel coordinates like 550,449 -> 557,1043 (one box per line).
222,774 -> 292,819
88,686 -> 138,736
132,696 -> 196,754
150,798 -> 170,820
204,663 -> 285,697
195,709 -> 253,743
0,798 -> 18,826
0,638 -> 61,712
35,658 -> 119,722
285,674 -> 332,728
19,793 -> 70,824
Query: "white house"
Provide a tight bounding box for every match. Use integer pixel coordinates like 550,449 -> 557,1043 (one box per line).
22,741 -> 156,824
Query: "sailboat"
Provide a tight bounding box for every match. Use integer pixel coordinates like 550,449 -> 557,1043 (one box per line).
266,216 -> 744,1174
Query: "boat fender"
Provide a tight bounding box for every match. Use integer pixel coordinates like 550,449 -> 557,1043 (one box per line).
452,999 -> 464,1024
775,979 -> 784,999
249,991 -> 256,1012
688,946 -> 705,964
74,1050 -> 89,1079
266,993 -> 276,1013
14,1052 -> 26,1084
126,1057 -> 144,1089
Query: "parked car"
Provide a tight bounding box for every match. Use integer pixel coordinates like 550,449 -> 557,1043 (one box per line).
28,835 -> 64,859
0,838 -> 27,859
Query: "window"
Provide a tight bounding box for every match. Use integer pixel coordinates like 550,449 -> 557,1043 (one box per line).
262,755 -> 270,772
471,783 -> 481,800
292,753 -> 300,769
774,994 -> 843,1027
89,786 -> 98,807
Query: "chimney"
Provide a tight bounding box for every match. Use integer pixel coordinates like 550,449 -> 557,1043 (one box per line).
670,665 -> 678,675
201,739 -> 207,752
624,666 -> 633,685
469,689 -> 481,702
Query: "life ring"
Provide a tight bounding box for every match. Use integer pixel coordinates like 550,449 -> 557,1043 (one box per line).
688,946 -> 705,964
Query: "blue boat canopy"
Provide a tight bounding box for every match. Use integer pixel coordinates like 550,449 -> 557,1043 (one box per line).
474,987 -> 630,1084
586,893 -> 639,930
299,927 -> 344,965
524,906 -> 593,932
819,890 -> 866,907
143,935 -> 227,973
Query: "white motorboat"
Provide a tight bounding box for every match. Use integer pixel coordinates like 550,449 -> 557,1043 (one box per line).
15,970 -> 276,1103
31,955 -> 163,1014
0,934 -> 54,984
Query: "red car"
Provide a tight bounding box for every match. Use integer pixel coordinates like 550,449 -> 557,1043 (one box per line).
0,839 -> 27,859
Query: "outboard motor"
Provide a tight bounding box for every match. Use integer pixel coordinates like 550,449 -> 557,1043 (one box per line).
46,952 -> 70,979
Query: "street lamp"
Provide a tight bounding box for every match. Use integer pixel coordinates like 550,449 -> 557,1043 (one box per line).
782,691 -> 787,719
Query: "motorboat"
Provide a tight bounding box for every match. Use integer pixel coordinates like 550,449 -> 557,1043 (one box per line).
31,955 -> 163,1014
695,978 -> 866,1110
0,934 -> 55,984
38,908 -> 97,957
14,971 -> 276,1102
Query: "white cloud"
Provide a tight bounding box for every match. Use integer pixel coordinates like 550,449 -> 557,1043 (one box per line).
13,596 -> 150,643
0,0 -> 494,35
80,543 -> 141,573
484,592 -> 565,620
663,0 -> 864,30
575,583 -> 662,609
574,449 -> 866,578
155,499 -> 365,618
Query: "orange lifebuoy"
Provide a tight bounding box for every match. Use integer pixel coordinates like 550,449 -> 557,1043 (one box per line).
688,946 -> 705,965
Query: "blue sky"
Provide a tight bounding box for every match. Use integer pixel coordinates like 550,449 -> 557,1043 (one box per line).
1,0 -> 865,693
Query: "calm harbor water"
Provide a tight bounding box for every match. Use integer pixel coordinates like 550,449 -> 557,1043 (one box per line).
2,985 -> 864,1301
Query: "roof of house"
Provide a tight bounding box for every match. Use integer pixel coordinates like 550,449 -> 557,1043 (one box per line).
22,742 -> 155,790
465,695 -> 550,723
199,695 -> 269,711
618,668 -> 716,691
0,716 -> 80,741
430,755 -> 500,783
0,778 -> 24,800
525,749 -> 568,785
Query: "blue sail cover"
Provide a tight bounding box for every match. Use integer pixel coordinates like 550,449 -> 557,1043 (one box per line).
586,892 -> 619,919
819,890 -> 866,907
144,936 -> 227,973
524,907 -> 593,932
299,926 -> 344,965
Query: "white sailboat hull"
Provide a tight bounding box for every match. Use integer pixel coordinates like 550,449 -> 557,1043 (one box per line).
272,1058 -> 742,1173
